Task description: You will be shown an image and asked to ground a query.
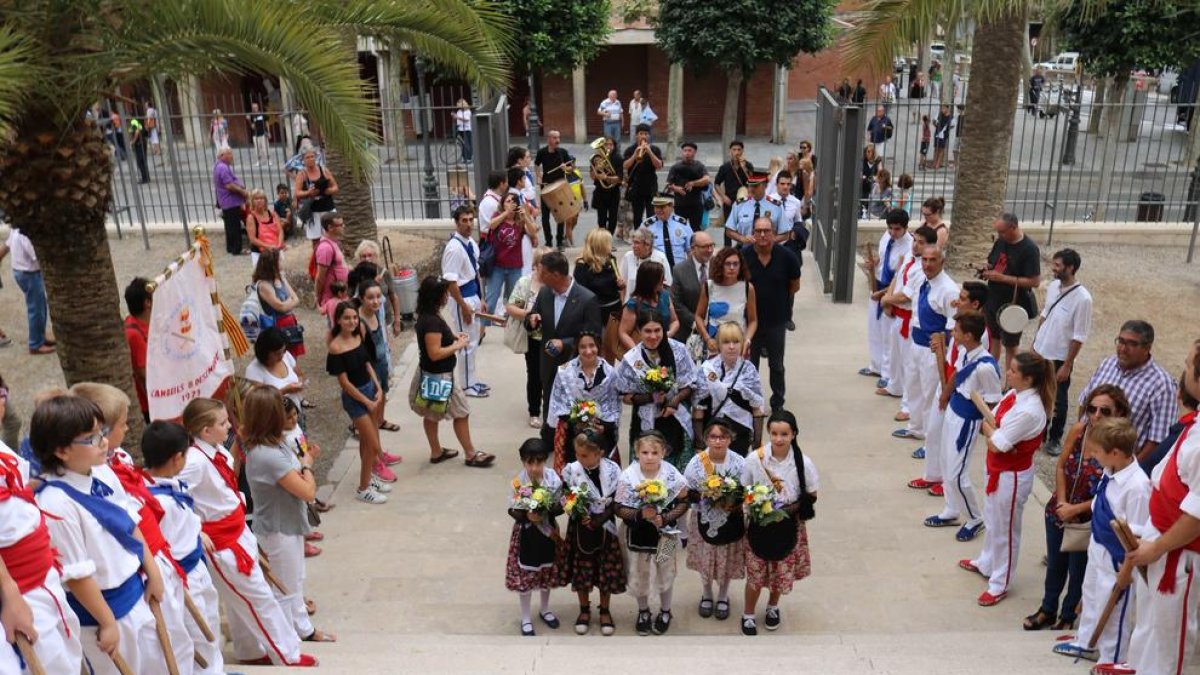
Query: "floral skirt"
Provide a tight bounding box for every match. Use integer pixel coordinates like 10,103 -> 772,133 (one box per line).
504,523 -> 566,593
559,519 -> 627,595
685,511 -> 747,583
745,519 -> 811,594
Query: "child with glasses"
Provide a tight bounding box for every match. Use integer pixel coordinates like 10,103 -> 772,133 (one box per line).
683,419 -> 748,622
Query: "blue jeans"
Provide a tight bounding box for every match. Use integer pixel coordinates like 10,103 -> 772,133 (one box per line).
456,130 -> 473,162
603,121 -> 621,142
13,270 -> 47,349
1040,512 -> 1088,622
484,266 -> 523,326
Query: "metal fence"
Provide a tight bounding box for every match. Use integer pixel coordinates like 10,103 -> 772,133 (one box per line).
812,87 -> 863,304
852,81 -> 1200,228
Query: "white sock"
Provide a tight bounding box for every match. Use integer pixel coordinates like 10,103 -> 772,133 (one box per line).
702,582 -> 713,600
520,593 -> 532,624
539,589 -> 551,615
743,613 -> 755,621
717,580 -> 731,602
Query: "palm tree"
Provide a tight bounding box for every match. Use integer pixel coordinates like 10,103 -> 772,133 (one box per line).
844,0 -> 1099,263
0,0 -> 510,444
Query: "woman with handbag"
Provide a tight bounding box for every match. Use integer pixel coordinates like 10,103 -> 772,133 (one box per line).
411,276 -> 496,468
507,247 -> 553,429
693,247 -> 757,359
294,147 -> 338,249
573,229 -> 624,362
693,322 -> 765,457
254,249 -> 306,357
617,262 -> 678,352
740,410 -> 818,636
547,331 -> 621,470
1024,384 -> 1128,631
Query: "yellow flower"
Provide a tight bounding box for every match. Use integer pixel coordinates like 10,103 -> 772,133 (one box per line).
646,483 -> 661,495
706,476 -> 722,489
511,478 -> 521,490
762,502 -> 774,514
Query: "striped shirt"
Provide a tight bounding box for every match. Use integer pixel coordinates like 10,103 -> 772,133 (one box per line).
1079,355 -> 1178,448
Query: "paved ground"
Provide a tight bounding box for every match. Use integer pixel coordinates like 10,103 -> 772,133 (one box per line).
241,256 -> 1087,673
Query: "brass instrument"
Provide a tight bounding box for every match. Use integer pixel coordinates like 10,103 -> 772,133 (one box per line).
589,137 -> 621,189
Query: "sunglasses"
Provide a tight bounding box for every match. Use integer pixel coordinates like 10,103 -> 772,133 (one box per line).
1086,405 -> 1114,416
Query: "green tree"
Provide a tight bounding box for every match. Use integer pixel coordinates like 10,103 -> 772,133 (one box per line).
655,0 -> 835,149
1058,0 -> 1200,219
504,0 -> 613,77
0,0 -> 509,447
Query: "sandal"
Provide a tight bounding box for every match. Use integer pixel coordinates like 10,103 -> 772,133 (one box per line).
598,606 -> 614,636
302,629 -> 337,642
1051,617 -> 1075,631
301,399 -> 316,409
575,604 -> 591,635
379,420 -> 401,432
313,499 -> 335,513
429,448 -> 460,464
464,451 -> 496,467
1023,608 -> 1056,631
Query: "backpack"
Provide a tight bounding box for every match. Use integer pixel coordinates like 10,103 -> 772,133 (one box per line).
239,284 -> 267,342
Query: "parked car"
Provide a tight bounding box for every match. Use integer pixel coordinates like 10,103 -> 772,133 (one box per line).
929,42 -> 945,61
1035,52 -> 1081,78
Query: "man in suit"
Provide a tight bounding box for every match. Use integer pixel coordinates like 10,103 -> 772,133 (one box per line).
670,230 -> 715,345
526,251 -> 603,447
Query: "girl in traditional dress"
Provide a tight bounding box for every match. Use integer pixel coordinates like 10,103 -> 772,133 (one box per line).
684,419 -> 747,622
615,432 -> 690,636
559,431 -> 625,636
741,410 -> 818,636
694,322 -> 765,456
505,439 -> 565,636
615,311 -> 698,472
548,331 -> 622,470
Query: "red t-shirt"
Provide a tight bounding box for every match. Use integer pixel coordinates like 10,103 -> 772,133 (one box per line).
491,218 -> 525,269
124,315 -> 149,413
315,237 -> 348,306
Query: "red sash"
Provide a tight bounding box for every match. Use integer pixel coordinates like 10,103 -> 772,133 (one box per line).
894,259 -> 918,339
108,460 -> 186,583
0,519 -> 59,594
201,504 -> 254,575
986,392 -> 1044,494
1148,412 -> 1200,593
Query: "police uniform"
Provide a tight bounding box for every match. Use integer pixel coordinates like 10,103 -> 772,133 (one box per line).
643,200 -> 692,268
726,192 -> 783,244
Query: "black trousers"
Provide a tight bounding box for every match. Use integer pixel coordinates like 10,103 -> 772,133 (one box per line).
1048,359 -> 1071,443
525,337 -> 543,417
133,143 -> 149,183
541,204 -> 565,247
629,194 -> 653,227
675,202 -> 703,233
750,323 -> 788,410
221,206 -> 244,254
595,190 -> 619,232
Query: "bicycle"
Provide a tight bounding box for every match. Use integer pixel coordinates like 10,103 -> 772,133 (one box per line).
437,134 -> 471,166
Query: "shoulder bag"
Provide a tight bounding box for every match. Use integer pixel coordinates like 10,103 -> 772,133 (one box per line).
504,283 -> 530,354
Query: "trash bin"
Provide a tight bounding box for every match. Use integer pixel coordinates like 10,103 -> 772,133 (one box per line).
1136,192 -> 1165,222
393,267 -> 418,320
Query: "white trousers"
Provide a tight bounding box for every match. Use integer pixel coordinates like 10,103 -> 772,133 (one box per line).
253,135 -> 269,161
154,552 -> 195,674
939,411 -> 983,524
627,550 -> 677,599
9,568 -> 82,675
1076,543 -> 1135,664
885,320 -> 907,399
866,301 -> 889,378
922,386 -> 946,482
1128,541 -> 1199,674
971,466 -> 1034,596
183,560 -> 225,675
259,531 -> 314,639
206,527 -> 301,664
904,345 -> 938,440
81,598 -> 166,675
453,294 -> 483,391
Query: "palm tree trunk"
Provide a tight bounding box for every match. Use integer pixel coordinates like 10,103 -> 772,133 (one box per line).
721,68 -> 744,152
1087,77 -> 1108,135
948,9 -> 1025,266
0,115 -> 145,450
325,142 -> 377,257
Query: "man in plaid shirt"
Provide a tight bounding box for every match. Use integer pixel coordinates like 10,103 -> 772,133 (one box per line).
1078,320 -> 1178,463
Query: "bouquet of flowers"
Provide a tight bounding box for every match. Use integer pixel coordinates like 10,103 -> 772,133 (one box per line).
700,472 -> 744,511
641,366 -> 674,394
744,482 -> 788,526
634,478 -> 670,508
568,399 -> 599,426
561,483 -> 602,519
511,478 -> 555,513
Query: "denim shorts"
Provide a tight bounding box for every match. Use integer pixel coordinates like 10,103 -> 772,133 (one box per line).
341,380 -> 377,420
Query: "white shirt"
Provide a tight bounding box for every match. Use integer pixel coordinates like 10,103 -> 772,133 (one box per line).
776,194 -> 802,234
628,100 -> 644,126
244,351 -> 301,408
619,249 -> 672,302
1094,461 -> 1152,540
453,109 -> 471,132
179,440 -> 244,522
742,446 -> 820,503
874,232 -> 911,284
990,388 -> 1048,452
5,228 -> 38,272
893,253 -> 922,308
147,476 -> 204,560
953,345 -> 1003,403
0,443 -> 40,547
1032,280 -> 1093,362
477,190 -> 505,235
911,270 -> 959,331
37,465 -> 143,585
1149,423 -> 1200,523
598,99 -> 622,122
553,280 -> 574,324
441,232 -> 480,289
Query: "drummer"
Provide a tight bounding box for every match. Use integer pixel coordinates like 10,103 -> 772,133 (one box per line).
643,195 -> 693,268
978,213 -> 1040,374
535,130 -> 575,249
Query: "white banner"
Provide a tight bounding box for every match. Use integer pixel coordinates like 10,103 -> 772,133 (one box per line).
146,252 -> 234,420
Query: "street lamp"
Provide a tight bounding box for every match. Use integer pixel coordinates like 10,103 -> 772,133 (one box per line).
1061,81 -> 1081,166
527,66 -> 540,153
415,57 -> 440,218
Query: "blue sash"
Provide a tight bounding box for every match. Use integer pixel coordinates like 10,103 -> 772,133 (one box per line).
945,355 -> 998,450
949,393 -> 983,422
453,237 -> 481,297
66,573 -> 144,626
911,281 -> 948,347
176,536 -> 206,575
38,479 -> 143,558
1090,476 -> 1124,570
148,483 -> 195,512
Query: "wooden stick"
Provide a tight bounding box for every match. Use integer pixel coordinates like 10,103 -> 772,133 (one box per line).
969,391 -> 998,427
1113,519 -> 1148,583
15,634 -> 46,675
1086,519 -> 1140,652
149,597 -> 181,675
258,554 -> 290,596
183,589 -> 216,642
194,652 -> 209,669
111,651 -> 135,675
475,311 -> 506,324
931,334 -> 949,390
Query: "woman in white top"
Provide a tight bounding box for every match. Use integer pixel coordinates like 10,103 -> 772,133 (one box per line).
453,98 -> 473,163
694,322 -> 765,456
245,327 -> 306,411
628,91 -> 645,144
694,246 -> 758,357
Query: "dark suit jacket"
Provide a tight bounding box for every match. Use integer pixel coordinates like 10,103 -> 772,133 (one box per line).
671,256 -> 703,343
529,282 -> 602,416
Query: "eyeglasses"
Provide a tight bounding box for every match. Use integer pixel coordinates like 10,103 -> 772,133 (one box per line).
1086,405 -> 1114,416
752,229 -> 774,236
1114,337 -> 1146,349
73,427 -> 112,447
706,434 -> 731,442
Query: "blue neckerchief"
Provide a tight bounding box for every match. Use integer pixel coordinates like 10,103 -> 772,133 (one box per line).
148,482 -> 195,512
1090,475 -> 1125,570
37,478 -> 143,558
90,478 -> 114,498
912,280 -> 948,347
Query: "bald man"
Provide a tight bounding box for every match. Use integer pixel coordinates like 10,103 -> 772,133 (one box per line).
671,230 -> 715,344
744,217 -> 802,410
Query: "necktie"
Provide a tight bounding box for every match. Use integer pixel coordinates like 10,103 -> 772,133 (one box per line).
698,260 -> 708,288
875,237 -> 896,319
90,478 -> 114,498
753,199 -> 761,220
659,219 -> 675,267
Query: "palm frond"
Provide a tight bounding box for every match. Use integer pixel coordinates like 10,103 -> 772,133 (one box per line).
0,26 -> 41,134
842,0 -> 966,75
315,0 -> 514,89
105,0 -> 378,178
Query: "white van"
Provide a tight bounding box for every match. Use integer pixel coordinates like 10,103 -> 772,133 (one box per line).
1035,52 -> 1081,78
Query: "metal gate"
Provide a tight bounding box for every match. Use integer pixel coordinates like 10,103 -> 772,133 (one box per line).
812,87 -> 863,303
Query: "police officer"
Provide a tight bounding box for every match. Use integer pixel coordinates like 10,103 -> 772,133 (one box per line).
725,171 -> 782,246
644,195 -> 692,268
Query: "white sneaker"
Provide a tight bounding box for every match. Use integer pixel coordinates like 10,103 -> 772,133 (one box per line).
369,477 -> 394,493
356,488 -> 388,504
528,416 -> 541,429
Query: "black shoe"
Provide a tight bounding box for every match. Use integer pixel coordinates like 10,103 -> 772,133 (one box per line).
786,320 -> 796,332
764,606 -> 781,631
698,598 -> 713,619
520,621 -> 535,636
715,600 -> 731,621
539,611 -> 560,629
652,610 -> 672,635
741,616 -> 757,636
635,610 -> 652,636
